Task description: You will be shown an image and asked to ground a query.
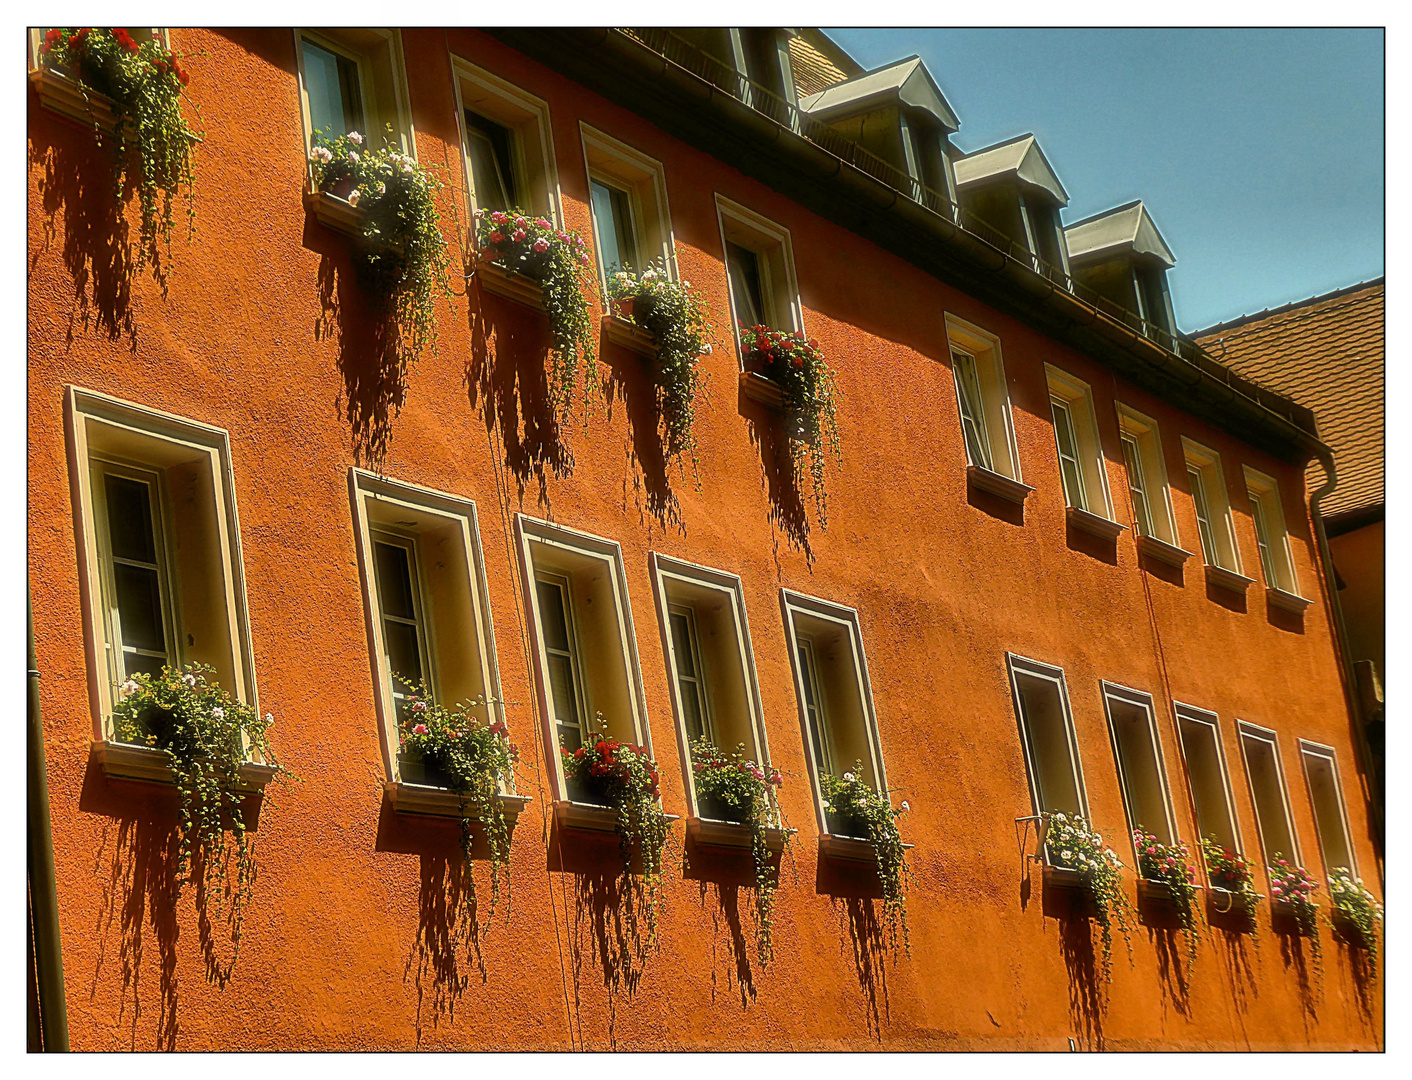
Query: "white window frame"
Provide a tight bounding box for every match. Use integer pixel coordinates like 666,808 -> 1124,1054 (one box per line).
943,314 -> 1024,485
66,386 -> 258,741
349,469 -> 505,786
1182,437 -> 1244,575
1243,465 -> 1303,600
1298,740 -> 1358,878
715,194 -> 803,355
781,589 -> 889,836
1045,364 -> 1115,521
367,527 -> 435,705
516,516 -> 653,802
1006,654 -> 1090,829
1100,682 -> 1180,859
580,124 -> 676,293
534,569 -> 593,752
1172,702 -> 1245,857
1116,403 -> 1182,548
1236,720 -> 1302,866
293,28 -> 415,163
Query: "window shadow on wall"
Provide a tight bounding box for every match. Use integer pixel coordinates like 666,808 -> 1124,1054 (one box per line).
1207,919 -> 1259,1023
1143,922 -> 1193,1018
1274,923 -> 1321,1027
817,859 -> 895,1038
600,337 -> 686,537
1054,913 -> 1106,1050
1330,932 -> 1379,1029
742,394 -> 816,568
683,840 -> 765,1008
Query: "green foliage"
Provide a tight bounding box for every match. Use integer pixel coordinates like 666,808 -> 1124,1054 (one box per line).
475,208 -> 597,422
397,680 -> 517,921
560,729 -> 669,945
39,28 -> 201,282
309,127 -> 452,368
690,738 -> 787,965
1327,866 -> 1382,973
1044,811 -> 1133,982
820,762 -> 910,949
1200,835 -> 1259,936
1134,826 -> 1201,976
111,663 -> 289,971
1269,855 -> 1322,979
738,322 -> 842,526
606,262 -> 715,472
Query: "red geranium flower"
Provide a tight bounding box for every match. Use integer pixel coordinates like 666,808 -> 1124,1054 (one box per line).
42,28 -> 63,51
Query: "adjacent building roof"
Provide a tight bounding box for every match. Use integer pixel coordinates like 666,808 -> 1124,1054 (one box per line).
1194,279 -> 1384,520
788,29 -> 863,97
798,55 -> 960,133
954,134 -> 1069,206
1064,200 -> 1175,268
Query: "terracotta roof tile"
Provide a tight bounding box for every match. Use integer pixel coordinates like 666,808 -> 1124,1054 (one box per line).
1195,281 -> 1383,518
789,34 -> 853,97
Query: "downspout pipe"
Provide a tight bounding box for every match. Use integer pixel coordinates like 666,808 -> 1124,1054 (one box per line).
27,590 -> 69,1051
1308,447 -> 1384,873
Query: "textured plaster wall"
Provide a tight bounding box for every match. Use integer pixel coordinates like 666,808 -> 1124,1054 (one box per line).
1329,521 -> 1384,680
27,28 -> 1382,1050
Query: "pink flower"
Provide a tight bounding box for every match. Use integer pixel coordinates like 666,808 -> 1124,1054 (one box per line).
532,238 -> 549,253
1272,886 -> 1283,896
489,231 -> 504,243
556,231 -> 569,243
348,131 -> 364,145
412,724 -> 428,735
489,211 -> 508,225
534,218 -> 551,230
411,700 -> 428,713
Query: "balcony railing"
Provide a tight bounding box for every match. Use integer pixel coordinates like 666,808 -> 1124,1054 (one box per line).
619,28 -> 1303,426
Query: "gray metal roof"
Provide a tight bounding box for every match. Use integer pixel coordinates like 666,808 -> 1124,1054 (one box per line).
954,134 -> 1068,206
1064,200 -> 1175,268
797,55 -> 959,133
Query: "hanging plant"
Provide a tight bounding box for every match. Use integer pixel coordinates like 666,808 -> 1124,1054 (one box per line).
1200,836 -> 1259,936
112,663 -> 289,970
605,261 -> 715,472
397,681 -> 518,920
819,762 -> 910,949
1134,827 -> 1201,975
690,738 -> 787,965
308,127 -> 452,366
1043,811 -> 1133,982
1327,866 -> 1381,972
1269,856 -> 1322,980
560,731 -> 670,944
474,208 -> 597,422
738,323 -> 841,526
38,28 -> 201,279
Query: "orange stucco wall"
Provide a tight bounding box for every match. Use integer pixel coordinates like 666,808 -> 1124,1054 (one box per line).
1329,520 -> 1384,681
27,29 -> 1382,1050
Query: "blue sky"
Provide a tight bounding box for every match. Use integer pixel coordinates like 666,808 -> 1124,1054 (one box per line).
824,28 -> 1384,331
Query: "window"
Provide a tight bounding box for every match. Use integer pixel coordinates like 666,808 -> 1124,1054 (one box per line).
1101,683 -> 1179,858
581,125 -> 675,291
1173,703 -> 1243,854
295,29 -> 413,156
1237,721 -> 1301,866
1045,365 -> 1115,522
782,590 -> 890,835
1299,741 -> 1357,877
67,387 -> 258,742
716,195 -> 801,342
1182,438 -> 1245,576
1243,466 -> 1303,599
30,27 -> 166,70
517,516 -> 653,801
1120,434 -> 1152,536
1116,404 -> 1183,551
351,470 -> 504,786
651,555 -> 771,819
943,314 -> 1024,486
454,58 -> 560,223
1007,655 -> 1088,823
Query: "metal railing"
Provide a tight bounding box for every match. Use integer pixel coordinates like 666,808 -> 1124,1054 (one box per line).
619,28 -> 1304,427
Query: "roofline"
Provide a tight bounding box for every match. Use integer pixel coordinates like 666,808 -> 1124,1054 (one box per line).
1063,199 -> 1147,232
801,28 -> 866,77
1192,276 -> 1385,338
960,131 -> 1038,157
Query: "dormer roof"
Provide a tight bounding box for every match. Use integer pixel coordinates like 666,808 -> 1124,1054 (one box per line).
797,55 -> 959,133
953,134 -> 1068,206
1064,200 -> 1175,268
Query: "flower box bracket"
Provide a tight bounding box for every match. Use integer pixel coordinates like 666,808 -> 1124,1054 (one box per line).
473,259 -> 547,313
687,816 -> 794,853
91,738 -> 277,794
384,782 -> 531,823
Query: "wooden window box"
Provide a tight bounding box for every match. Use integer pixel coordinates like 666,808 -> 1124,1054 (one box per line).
1266,586 -> 1312,614
385,783 -> 530,823
1271,897 -> 1317,932
602,314 -> 658,359
818,832 -> 914,864
474,260 -> 546,312
1136,878 -> 1187,906
1042,863 -> 1086,891
91,739 -> 278,794
303,189 -> 366,240
1205,563 -> 1256,595
739,370 -> 785,410
687,816 -> 793,853
967,464 -> 1034,504
553,799 -> 679,834
30,67 -> 124,135
1137,534 -> 1193,567
1067,505 -> 1126,541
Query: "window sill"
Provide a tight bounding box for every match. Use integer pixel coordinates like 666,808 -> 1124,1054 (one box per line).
966,464 -> 1033,504
553,799 -> 679,834
473,259 -> 546,312
91,739 -> 277,793
1266,586 -> 1312,614
1136,878 -> 1200,906
385,782 -> 531,822
1066,505 -> 1126,541
30,67 -> 123,135
1205,564 -> 1256,594
818,832 -> 914,864
602,314 -> 658,359
687,816 -> 793,853
739,370 -> 785,410
303,189 -> 366,240
1271,897 -> 1318,931
1136,533 -> 1193,567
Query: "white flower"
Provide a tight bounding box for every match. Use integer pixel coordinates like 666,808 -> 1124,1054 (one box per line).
642,268 -> 658,281
843,772 -> 855,783
376,182 -> 386,195
119,679 -> 139,697
348,130 -> 364,145
310,145 -> 333,164
348,150 -> 360,164
211,706 -> 224,721
348,190 -> 360,207
265,712 -> 275,728
1060,850 -> 1073,862
182,673 -> 197,688
683,280 -> 691,288
900,800 -> 910,812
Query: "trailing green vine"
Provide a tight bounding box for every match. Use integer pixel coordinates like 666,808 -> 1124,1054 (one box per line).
606,261 -> 715,473
561,730 -> 670,945
475,208 -> 597,422
39,28 -> 201,281
397,680 -> 517,924
690,738 -> 787,965
309,127 -> 452,366
1134,827 -> 1201,976
1044,811 -> 1133,982
1327,866 -> 1382,974
1269,856 -> 1322,983
738,323 -> 842,526
112,663 -> 289,971
820,762 -> 910,949
1201,836 -> 1260,938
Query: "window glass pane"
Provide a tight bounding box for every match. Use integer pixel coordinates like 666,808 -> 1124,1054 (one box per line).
1250,494 -> 1276,585
104,474 -> 157,563
591,179 -> 636,273
1051,400 -> 1086,508
536,580 -> 571,651
1304,754 -> 1353,872
726,240 -> 765,327
382,619 -> 423,693
547,654 -> 581,748
679,680 -> 706,742
465,110 -> 516,212
123,652 -> 169,681
1189,467 -> 1218,564
798,643 -> 830,773
304,39 -> 363,141
114,563 -> 166,653
669,612 -> 696,679
373,541 -> 417,620
952,351 -> 992,470
1121,436 -> 1153,537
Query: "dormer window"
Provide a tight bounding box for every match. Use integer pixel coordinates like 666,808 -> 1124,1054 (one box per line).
1064,200 -> 1178,337
955,135 -> 1070,279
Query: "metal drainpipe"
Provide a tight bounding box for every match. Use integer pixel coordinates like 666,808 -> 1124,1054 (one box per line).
27,590 -> 69,1051
1308,447 -> 1384,872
